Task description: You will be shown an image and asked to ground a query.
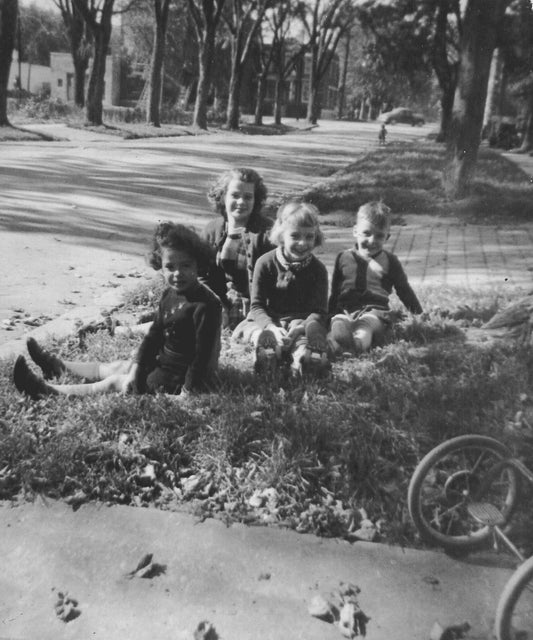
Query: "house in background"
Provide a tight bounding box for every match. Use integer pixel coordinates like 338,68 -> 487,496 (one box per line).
9,51 -> 50,95
50,52 -> 120,105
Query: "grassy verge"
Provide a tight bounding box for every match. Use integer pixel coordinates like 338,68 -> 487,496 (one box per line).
1,279 -> 532,550
298,140 -> 533,224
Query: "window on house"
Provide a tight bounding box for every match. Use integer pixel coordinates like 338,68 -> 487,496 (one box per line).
58,78 -> 63,87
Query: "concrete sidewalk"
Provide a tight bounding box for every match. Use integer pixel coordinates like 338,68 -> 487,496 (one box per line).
0,500 -> 516,640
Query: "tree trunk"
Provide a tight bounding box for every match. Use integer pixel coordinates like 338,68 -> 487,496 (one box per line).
482,47 -> 503,133
0,0 -> 18,126
254,72 -> 267,125
431,0 -> 459,143
193,24 -> 215,130
85,30 -> 108,125
147,0 -> 170,128
336,31 -> 350,120
306,82 -> 320,125
273,76 -> 283,125
73,54 -> 88,107
306,47 -> 319,124
443,0 -> 506,199
226,40 -> 241,130
437,84 -> 455,143
518,97 -> 533,152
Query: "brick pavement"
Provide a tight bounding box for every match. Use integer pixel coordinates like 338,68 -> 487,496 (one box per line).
321,217 -> 533,297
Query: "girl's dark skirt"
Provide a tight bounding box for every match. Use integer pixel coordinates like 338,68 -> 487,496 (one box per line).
144,347 -> 189,395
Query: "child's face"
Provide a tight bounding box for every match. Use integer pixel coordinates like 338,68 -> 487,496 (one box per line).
353,217 -> 389,259
161,247 -> 198,294
280,222 -> 317,262
224,178 -> 255,228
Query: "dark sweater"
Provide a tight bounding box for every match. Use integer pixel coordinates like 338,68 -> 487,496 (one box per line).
328,248 -> 422,315
135,282 -> 222,393
201,215 -> 274,307
249,249 -> 328,329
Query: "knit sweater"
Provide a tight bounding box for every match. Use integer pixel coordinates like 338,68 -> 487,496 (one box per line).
328,247 -> 422,315
135,282 -> 222,393
249,249 -> 328,329
201,215 -> 274,307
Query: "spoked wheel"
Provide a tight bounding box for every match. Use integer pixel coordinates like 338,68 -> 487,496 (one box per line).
495,555 -> 533,640
408,435 -> 519,552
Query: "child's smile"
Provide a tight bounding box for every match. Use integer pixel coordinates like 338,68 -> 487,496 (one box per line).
224,179 -> 255,228
161,247 -> 198,293
353,218 -> 389,259
281,223 -> 317,262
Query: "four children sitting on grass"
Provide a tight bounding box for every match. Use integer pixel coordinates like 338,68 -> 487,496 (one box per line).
12,176 -> 422,399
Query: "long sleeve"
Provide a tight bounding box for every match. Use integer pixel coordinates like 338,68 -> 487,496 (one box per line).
134,303 -> 165,391
183,299 -> 222,392
389,255 -> 423,314
328,253 -> 343,315
249,255 -> 276,329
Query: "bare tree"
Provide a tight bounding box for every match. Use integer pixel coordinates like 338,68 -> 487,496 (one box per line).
186,0 -> 226,129
253,25 -> 275,124
224,0 -> 272,130
147,0 -> 171,126
443,0 -> 507,198
430,0 -> 461,142
267,0 -> 307,125
72,0 -> 116,125
0,0 -> 18,125
300,0 -> 352,125
54,0 -> 93,107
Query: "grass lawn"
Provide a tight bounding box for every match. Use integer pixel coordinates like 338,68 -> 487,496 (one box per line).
1,138 -> 532,553
0,124 -> 55,141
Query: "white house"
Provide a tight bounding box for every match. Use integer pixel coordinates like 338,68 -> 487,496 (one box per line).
9,51 -> 50,95
50,52 -> 120,105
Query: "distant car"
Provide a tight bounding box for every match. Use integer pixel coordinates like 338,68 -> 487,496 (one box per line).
378,108 -> 425,126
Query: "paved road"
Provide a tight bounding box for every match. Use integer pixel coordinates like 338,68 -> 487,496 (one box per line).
0,120 -> 430,344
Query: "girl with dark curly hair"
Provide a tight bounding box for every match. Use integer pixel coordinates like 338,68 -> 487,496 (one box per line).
14,223 -> 222,399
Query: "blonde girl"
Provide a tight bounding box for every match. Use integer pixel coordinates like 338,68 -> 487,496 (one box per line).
233,200 -> 330,376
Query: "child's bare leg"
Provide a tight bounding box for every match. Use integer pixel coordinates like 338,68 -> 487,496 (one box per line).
304,316 -> 328,351
64,359 -> 130,380
352,313 -> 385,353
49,373 -> 128,396
27,337 -> 130,380
114,322 -> 153,337
328,316 -> 356,355
14,356 -> 127,399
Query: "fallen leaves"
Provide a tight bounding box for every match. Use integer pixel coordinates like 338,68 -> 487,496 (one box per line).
308,582 -> 370,638
125,553 -> 166,579
53,590 -> 81,623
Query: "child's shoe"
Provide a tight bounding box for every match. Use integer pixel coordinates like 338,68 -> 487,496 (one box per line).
303,347 -> 331,377
26,337 -> 65,379
14,356 -> 58,399
289,343 -> 309,377
254,329 -> 280,374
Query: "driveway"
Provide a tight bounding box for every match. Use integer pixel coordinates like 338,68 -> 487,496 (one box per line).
0,120 -> 430,344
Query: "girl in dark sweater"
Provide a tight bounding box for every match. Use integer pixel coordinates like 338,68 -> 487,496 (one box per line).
14,223 -> 222,399
233,201 -> 330,376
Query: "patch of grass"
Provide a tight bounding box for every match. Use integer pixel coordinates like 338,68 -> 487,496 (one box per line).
0,124 -> 55,142
1,285 -> 532,550
296,141 -> 533,224
66,122 -> 196,140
